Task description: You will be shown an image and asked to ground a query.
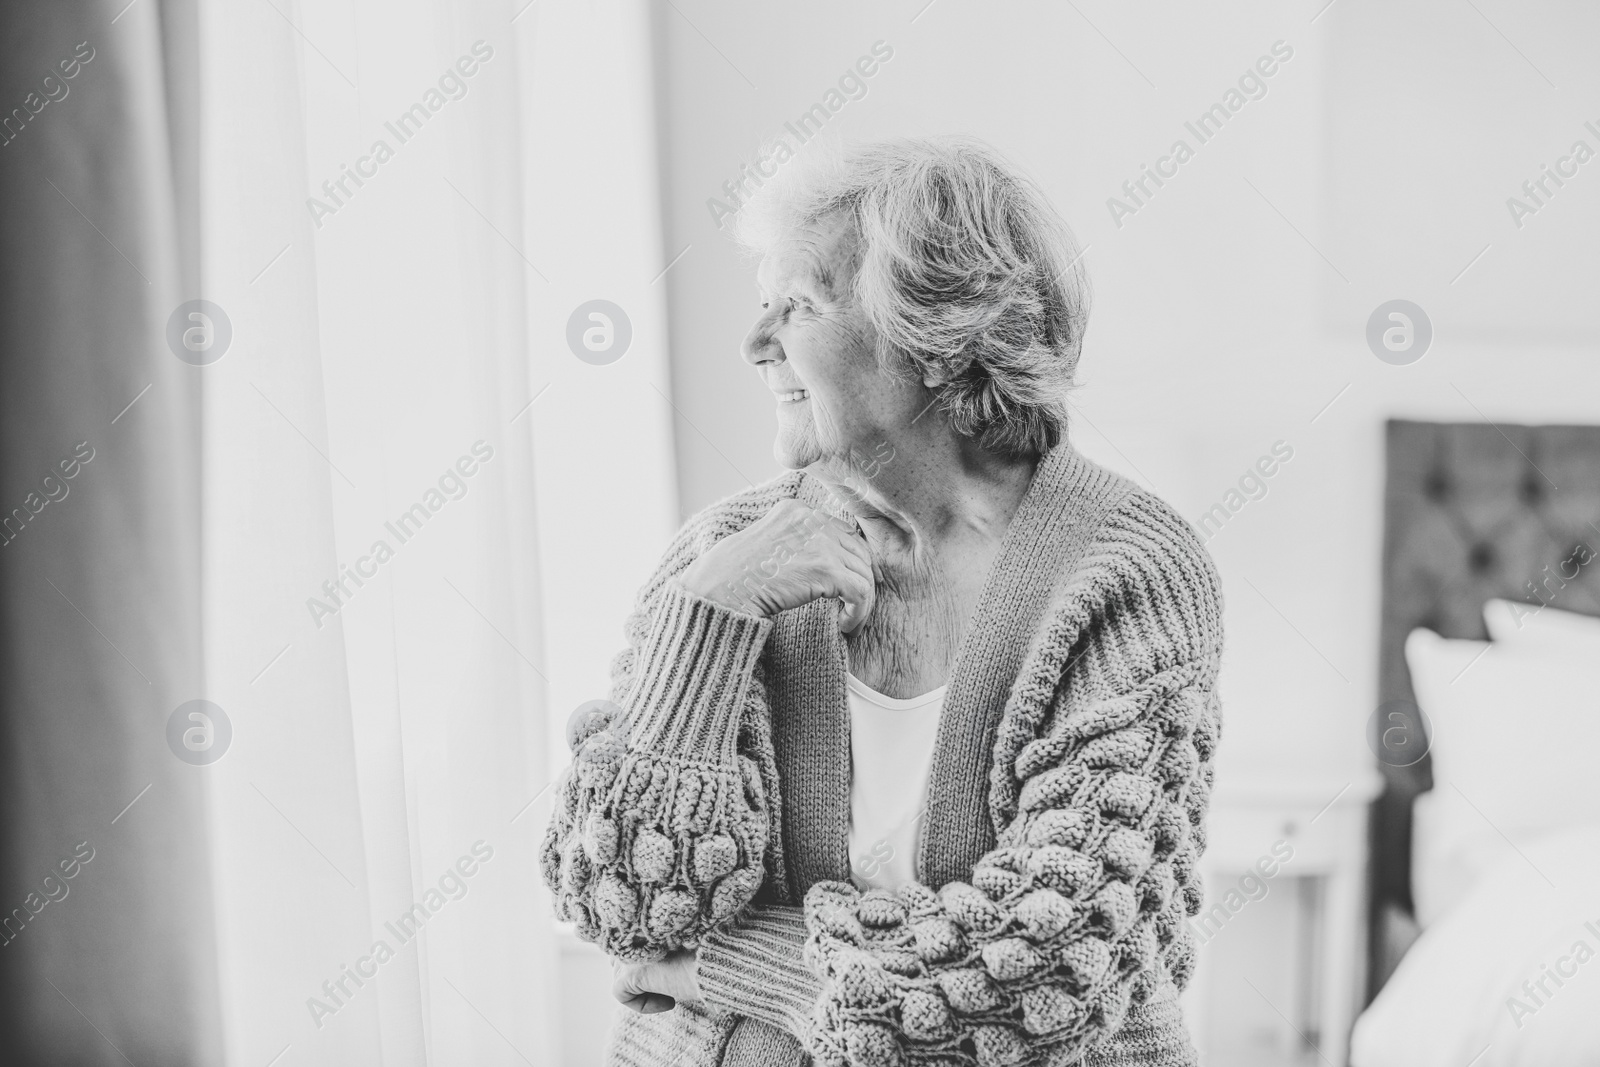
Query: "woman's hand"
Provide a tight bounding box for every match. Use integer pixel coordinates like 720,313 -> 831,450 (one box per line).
612,948 -> 704,1014
678,499 -> 875,633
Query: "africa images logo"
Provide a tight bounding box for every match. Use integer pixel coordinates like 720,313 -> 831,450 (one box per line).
166,300 -> 233,365
305,441 -> 495,628
166,700 -> 232,765
1365,300 -> 1432,365
1106,40 -> 1294,229
305,41 -> 495,228
704,40 -> 895,230
306,841 -> 495,1028
566,301 -> 632,365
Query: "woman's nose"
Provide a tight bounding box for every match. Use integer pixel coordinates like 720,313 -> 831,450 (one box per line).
740,311 -> 783,367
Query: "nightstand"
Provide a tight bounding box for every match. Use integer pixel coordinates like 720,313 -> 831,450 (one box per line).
1181,774 -> 1383,1067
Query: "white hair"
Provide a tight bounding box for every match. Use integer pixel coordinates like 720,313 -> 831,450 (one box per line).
732,136 -> 1090,457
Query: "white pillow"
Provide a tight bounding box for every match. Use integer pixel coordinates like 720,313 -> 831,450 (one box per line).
1483,597 -> 1600,649
1404,626 -> 1600,927
1352,824 -> 1600,1067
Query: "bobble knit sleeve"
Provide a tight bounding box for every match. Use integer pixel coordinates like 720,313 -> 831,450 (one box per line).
540,577 -> 779,961
801,504 -> 1224,1066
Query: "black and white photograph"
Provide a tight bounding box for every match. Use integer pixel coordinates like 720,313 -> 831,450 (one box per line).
1,1 -> 1598,1065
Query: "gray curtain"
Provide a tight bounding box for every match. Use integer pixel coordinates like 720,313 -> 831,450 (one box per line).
0,0 -> 221,1061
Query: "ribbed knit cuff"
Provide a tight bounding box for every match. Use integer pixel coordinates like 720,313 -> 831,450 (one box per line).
623,580 -> 773,763
698,904 -> 820,1042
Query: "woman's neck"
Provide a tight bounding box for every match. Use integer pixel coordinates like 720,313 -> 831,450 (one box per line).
811,433 -> 1038,580
816,435 -> 1038,697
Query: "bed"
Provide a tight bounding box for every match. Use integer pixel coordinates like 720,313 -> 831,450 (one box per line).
1352,419 -> 1600,1065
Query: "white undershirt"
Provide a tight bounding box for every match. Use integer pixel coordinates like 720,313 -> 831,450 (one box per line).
845,672 -> 946,891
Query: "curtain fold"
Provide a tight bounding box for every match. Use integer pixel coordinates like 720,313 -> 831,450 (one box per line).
0,0 -> 220,1063
198,0 -> 555,1063
520,3 -> 685,1054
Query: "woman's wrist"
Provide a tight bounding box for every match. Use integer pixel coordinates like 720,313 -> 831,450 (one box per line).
679,558 -> 768,617
686,947 -> 705,1005
617,578 -> 772,767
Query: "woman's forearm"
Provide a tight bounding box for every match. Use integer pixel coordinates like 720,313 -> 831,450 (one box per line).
542,580 -> 776,958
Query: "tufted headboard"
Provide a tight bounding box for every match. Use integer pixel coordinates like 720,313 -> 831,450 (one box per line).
1370,419 -> 1600,1000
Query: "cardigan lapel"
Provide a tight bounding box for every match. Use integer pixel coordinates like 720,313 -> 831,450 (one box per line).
917,443 -> 1131,887
764,475 -> 855,899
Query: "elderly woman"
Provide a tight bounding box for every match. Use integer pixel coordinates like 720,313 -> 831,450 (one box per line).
543,137 -> 1223,1067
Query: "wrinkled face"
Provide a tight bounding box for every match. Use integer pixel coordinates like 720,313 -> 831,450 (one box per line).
741,213 -> 924,473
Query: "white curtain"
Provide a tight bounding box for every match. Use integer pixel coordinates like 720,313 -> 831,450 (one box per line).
185,0 -> 676,1063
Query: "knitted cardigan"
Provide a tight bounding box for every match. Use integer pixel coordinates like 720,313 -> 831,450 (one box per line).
541,444 -> 1224,1067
